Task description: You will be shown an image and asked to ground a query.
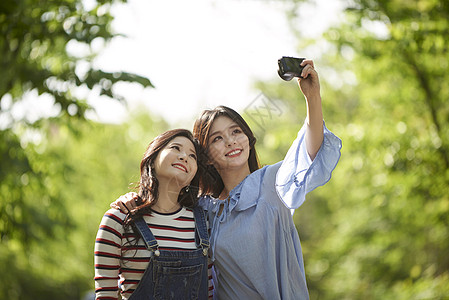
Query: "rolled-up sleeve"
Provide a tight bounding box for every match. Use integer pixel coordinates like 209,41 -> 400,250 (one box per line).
275,121 -> 342,210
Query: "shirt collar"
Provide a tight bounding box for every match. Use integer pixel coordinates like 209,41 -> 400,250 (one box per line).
225,165 -> 269,213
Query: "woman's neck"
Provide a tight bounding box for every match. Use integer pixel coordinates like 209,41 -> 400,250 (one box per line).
218,164 -> 251,200
153,181 -> 182,213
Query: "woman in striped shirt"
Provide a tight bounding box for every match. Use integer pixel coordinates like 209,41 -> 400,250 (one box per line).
94,129 -> 213,300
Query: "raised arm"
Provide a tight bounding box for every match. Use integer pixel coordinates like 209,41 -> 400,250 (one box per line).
298,59 -> 323,161
276,60 -> 342,210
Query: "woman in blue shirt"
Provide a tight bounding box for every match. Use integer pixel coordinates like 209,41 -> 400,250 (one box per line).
114,59 -> 341,299
191,59 -> 341,299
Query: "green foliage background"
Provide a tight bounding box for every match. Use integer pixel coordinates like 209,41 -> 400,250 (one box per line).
1,0 -> 448,299
1,112 -> 168,299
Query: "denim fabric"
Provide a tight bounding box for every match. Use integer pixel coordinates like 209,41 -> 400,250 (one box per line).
130,206 -> 210,300
199,122 -> 342,300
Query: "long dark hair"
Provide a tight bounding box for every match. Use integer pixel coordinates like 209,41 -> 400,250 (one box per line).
192,105 -> 260,197
126,129 -> 203,224
121,129 -> 203,258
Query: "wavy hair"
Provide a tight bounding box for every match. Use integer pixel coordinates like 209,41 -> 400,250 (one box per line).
125,129 -> 203,225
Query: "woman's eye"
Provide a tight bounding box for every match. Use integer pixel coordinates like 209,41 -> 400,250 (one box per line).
189,154 -> 197,160
171,145 -> 180,150
212,136 -> 222,143
233,129 -> 242,134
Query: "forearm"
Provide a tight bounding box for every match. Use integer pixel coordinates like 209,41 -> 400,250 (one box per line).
305,95 -> 324,160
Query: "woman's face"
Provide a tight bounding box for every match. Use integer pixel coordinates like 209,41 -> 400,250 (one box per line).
153,136 -> 198,189
207,116 -> 250,172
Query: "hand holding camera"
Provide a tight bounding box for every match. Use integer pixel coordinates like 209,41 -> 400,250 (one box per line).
278,57 -> 306,81
278,56 -> 320,100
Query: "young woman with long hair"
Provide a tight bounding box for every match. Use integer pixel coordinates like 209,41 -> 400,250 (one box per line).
94,129 -> 212,300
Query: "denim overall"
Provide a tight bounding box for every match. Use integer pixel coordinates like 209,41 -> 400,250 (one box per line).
129,206 -> 210,300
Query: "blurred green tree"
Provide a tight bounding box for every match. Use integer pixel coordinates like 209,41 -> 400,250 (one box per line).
0,0 -> 152,117
0,0 -> 154,298
256,0 -> 449,299
0,109 -> 168,299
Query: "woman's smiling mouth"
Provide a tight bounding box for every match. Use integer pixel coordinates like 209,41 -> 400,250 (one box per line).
172,163 -> 187,172
225,149 -> 242,157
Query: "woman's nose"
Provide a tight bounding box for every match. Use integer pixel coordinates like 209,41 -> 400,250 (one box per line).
178,152 -> 187,160
226,138 -> 235,146
225,136 -> 236,146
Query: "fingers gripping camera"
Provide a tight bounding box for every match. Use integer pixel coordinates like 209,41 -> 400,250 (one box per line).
277,57 -> 305,81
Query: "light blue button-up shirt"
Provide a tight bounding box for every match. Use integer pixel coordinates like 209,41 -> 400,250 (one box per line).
199,122 -> 342,300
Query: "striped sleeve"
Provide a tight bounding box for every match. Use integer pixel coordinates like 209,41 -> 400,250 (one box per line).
94,208 -> 126,300
208,258 -> 214,298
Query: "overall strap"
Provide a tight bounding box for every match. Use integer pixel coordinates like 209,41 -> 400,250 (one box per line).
133,217 -> 160,256
193,206 -> 210,256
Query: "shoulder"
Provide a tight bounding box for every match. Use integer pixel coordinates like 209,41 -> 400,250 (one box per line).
96,208 -> 127,239
101,208 -> 127,225
179,207 -> 195,220
246,162 -> 282,186
262,162 -> 282,179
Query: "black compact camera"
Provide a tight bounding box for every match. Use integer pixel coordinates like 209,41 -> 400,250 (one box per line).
278,56 -> 305,81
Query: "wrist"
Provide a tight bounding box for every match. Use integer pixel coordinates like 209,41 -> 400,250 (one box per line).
306,95 -> 322,111
306,94 -> 321,103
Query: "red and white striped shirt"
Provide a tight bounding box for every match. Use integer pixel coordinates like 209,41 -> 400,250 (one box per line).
94,207 -> 213,299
